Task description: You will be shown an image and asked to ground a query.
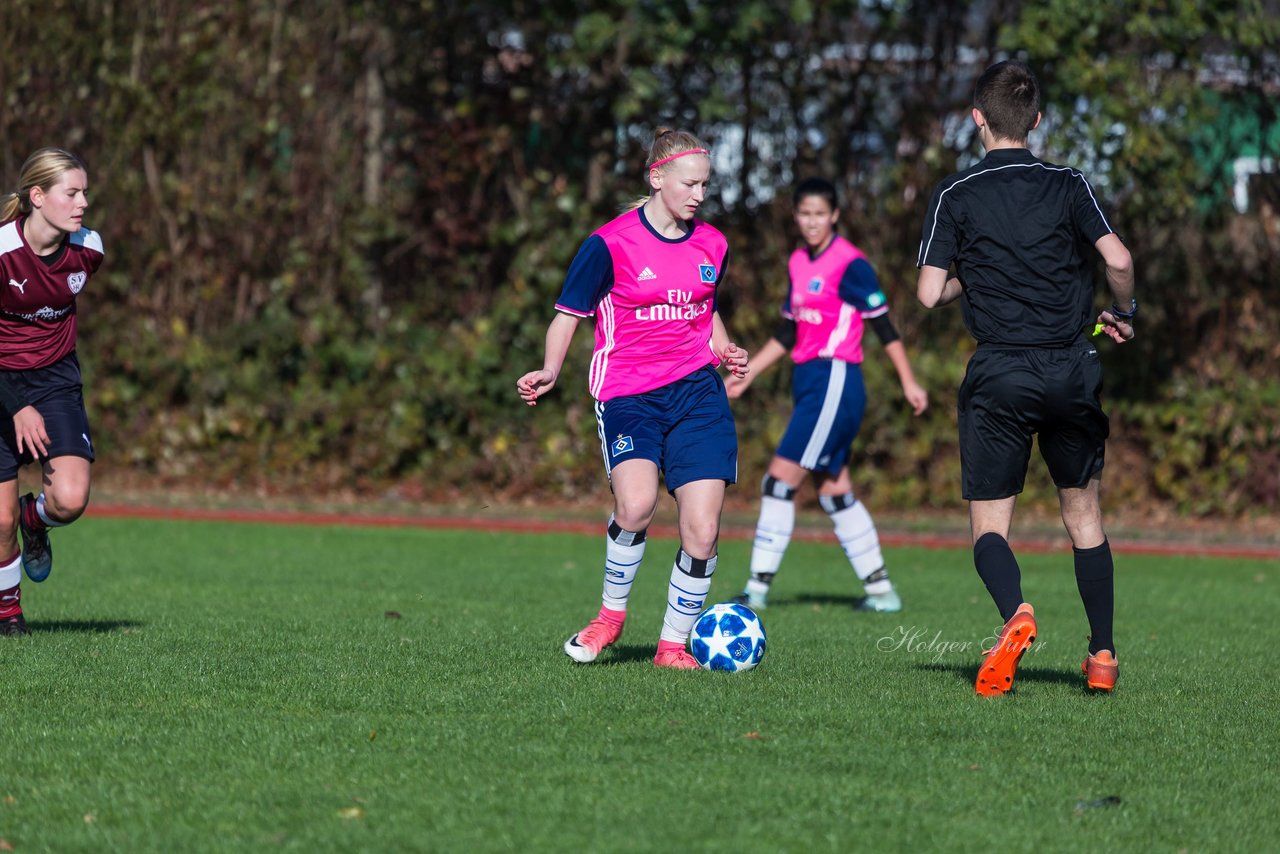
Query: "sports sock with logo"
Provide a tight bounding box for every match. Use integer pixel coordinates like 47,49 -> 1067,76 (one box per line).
1073,539 -> 1115,656
973,532 -> 1023,623
0,551 -> 22,618
601,515 -> 646,613
659,549 -> 715,644
821,492 -> 892,595
746,475 -> 795,599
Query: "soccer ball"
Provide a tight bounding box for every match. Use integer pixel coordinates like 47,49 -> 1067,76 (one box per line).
690,602 -> 766,672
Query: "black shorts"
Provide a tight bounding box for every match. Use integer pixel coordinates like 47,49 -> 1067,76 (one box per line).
958,341 -> 1108,500
0,352 -> 95,481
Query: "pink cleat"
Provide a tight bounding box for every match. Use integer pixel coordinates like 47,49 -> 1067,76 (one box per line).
653,646 -> 701,670
564,615 -> 624,663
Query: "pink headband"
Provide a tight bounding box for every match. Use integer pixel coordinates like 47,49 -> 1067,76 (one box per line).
648,148 -> 709,170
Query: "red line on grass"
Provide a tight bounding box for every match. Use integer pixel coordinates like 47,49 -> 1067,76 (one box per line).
89,503 -> 1280,561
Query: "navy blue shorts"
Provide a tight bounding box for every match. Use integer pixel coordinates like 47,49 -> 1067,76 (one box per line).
595,366 -> 738,493
775,358 -> 866,475
958,342 -> 1108,500
0,352 -> 95,481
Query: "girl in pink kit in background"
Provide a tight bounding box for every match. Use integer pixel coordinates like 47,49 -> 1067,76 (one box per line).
727,178 -> 927,614
0,148 -> 105,636
517,128 -> 749,669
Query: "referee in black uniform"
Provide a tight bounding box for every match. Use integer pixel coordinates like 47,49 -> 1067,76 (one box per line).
916,60 -> 1135,696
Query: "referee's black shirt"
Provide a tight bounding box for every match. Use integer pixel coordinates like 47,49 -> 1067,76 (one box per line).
917,148 -> 1116,348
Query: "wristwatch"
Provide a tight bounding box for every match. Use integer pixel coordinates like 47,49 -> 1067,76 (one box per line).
1110,299 -> 1137,322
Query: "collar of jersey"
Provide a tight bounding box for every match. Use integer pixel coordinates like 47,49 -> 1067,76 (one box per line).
806,233 -> 841,262
638,206 -> 697,244
982,147 -> 1038,162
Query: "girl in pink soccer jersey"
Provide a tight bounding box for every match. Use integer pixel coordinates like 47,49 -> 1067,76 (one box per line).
0,149 -> 105,636
725,178 -> 927,614
517,128 -> 749,669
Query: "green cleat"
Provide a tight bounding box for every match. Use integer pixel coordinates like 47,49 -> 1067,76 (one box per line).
855,590 -> 902,613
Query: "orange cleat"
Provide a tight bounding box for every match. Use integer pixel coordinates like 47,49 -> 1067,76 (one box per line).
1081,649 -> 1119,692
975,603 -> 1037,697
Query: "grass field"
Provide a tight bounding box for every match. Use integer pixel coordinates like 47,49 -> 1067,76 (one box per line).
2,515 -> 1278,852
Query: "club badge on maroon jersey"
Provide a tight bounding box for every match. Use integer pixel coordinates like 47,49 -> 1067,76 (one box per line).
68,271 -> 87,294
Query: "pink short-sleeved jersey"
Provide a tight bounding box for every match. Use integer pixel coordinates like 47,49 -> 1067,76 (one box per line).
785,235 -> 883,365
555,208 -> 728,402
0,218 -> 105,370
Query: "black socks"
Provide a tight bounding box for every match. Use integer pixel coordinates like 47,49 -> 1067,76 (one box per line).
973,532 -> 1023,623
1074,539 -> 1115,656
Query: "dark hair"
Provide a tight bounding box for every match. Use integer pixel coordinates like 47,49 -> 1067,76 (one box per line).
973,60 -> 1040,142
793,177 -> 838,210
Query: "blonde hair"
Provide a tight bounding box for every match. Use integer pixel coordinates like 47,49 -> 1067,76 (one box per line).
0,148 -> 88,223
623,127 -> 710,212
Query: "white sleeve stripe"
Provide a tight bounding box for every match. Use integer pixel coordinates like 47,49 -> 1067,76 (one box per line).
588,295 -> 616,400
0,222 -> 21,255
1073,171 -> 1114,234
69,228 -> 104,254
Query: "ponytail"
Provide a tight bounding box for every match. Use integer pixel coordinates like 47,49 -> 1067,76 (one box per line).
0,192 -> 23,223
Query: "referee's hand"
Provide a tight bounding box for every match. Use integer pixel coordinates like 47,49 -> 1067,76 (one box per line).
1095,310 -> 1135,343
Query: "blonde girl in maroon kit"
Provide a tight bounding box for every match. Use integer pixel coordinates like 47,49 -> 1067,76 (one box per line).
0,148 -> 105,636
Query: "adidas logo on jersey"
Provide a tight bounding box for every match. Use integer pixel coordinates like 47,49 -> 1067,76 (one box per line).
637,267 -> 657,281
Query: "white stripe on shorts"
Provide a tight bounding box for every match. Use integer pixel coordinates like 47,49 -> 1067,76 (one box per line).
594,400 -> 611,480
800,359 -> 845,469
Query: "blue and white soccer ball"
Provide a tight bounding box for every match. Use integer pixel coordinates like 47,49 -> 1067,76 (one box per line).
690,602 -> 766,672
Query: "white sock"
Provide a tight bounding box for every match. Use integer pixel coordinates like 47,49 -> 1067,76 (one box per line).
0,552 -> 20,590
747,476 -> 797,597
601,515 -> 646,613
36,494 -> 68,528
660,549 -> 716,644
821,493 -> 892,595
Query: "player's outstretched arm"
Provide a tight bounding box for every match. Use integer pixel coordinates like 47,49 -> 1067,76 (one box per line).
516,312 -> 581,406
882,340 -> 929,415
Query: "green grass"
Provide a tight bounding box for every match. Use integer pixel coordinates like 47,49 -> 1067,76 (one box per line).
2,517 -> 1278,852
